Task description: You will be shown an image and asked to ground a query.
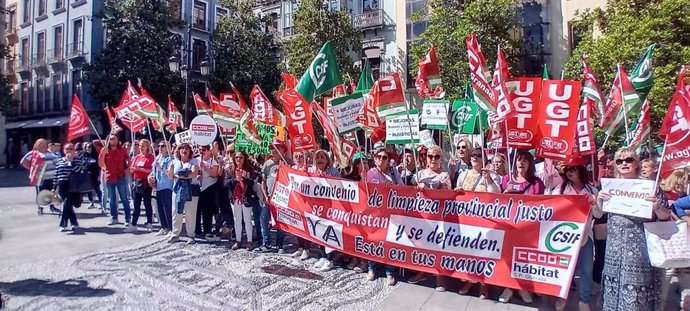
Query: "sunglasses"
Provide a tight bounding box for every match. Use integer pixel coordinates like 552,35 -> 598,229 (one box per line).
158,145 -> 166,148
566,166 -> 578,172
375,154 -> 389,160
470,153 -> 482,158
457,145 -> 467,149
427,154 -> 441,160
615,157 -> 636,165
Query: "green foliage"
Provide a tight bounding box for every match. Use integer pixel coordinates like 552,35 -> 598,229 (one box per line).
284,0 -> 361,82
563,0 -> 690,147
209,0 -> 280,99
410,0 -> 522,99
0,44 -> 15,115
84,0 -> 184,108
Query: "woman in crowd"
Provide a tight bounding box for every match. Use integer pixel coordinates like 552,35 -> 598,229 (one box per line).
228,150 -> 259,250
597,148 -> 671,311
640,158 -> 658,179
21,138 -> 60,215
499,151 -> 545,303
167,143 -> 199,244
127,139 -> 155,233
662,168 -> 687,203
290,151 -> 312,260
197,145 -> 220,241
366,147 -> 401,286
342,153 -> 370,272
53,143 -> 83,232
217,149 -> 236,238
449,138 -> 473,189
453,148 -> 501,298
81,142 -> 102,210
491,153 -> 508,178
150,141 -> 174,236
309,149 -> 341,272
550,157 -> 600,311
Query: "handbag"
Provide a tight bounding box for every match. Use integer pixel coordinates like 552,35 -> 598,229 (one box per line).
644,220 -> 690,268
68,161 -> 94,193
132,178 -> 148,195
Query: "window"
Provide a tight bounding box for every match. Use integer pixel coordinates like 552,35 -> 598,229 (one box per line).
53,74 -> 63,111
215,7 -> 228,29
22,0 -> 30,23
72,18 -> 83,53
54,26 -> 64,58
71,70 -> 81,95
266,12 -> 279,33
37,32 -> 46,63
283,1 -> 298,36
363,0 -> 379,12
56,0 -> 64,10
568,21 -> 587,53
172,0 -> 182,22
20,82 -> 29,115
36,78 -> 45,113
330,0 -> 342,11
406,0 -> 428,41
20,38 -> 30,66
38,0 -> 47,16
192,1 -> 207,30
8,9 -> 16,31
192,39 -> 207,70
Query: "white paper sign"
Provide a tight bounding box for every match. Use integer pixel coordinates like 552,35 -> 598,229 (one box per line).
331,93 -> 364,135
189,115 -> 218,146
421,100 -> 449,130
174,130 -> 193,144
419,129 -> 436,147
386,110 -> 419,144
601,178 -> 656,219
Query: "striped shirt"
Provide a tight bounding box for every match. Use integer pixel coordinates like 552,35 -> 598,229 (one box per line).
22,151 -> 58,179
53,157 -> 84,185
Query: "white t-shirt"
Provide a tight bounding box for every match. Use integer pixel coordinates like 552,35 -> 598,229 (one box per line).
171,158 -> 199,182
197,156 -> 218,191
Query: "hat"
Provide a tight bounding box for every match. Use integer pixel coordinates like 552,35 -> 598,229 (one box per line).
565,156 -> 586,167
270,138 -> 287,149
353,153 -> 368,163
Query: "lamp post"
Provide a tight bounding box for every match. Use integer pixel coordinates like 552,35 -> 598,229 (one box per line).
168,24 -> 210,127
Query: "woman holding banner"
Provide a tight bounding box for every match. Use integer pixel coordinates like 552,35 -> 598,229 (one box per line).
309,149 -> 341,272
550,157 -> 600,311
597,147 -> 672,311
343,153 -> 370,272
491,153 -> 508,178
290,151 -> 312,260
499,151 -> 545,304
166,143 -> 199,244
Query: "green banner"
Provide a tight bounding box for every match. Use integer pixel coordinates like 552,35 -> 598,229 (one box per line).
450,99 -> 486,134
235,123 -> 275,155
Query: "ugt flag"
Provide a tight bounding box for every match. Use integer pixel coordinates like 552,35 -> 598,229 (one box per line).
295,41 -> 342,103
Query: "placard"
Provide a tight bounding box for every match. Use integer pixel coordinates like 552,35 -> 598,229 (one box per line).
189,115 -> 218,146
330,92 -> 364,135
386,109 -> 419,144
421,100 -> 449,130
601,178 -> 655,219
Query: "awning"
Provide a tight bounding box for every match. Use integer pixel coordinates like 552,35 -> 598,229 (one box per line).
23,116 -> 70,128
5,120 -> 39,129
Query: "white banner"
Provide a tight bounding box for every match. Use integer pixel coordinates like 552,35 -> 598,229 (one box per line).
330,93 -> 364,135
421,100 -> 449,130
386,110 -> 419,144
601,178 -> 655,219
419,129 -> 436,147
174,130 -> 193,144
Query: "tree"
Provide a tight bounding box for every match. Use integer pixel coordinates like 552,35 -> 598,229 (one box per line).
283,0 -> 361,84
563,0 -> 690,146
410,0 -> 522,99
84,0 -> 183,109
0,44 -> 15,115
208,0 -> 281,98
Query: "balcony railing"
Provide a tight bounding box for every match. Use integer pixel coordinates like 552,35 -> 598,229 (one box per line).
4,59 -> 15,73
48,48 -> 65,63
32,52 -> 48,67
67,41 -> 86,59
353,10 -> 383,29
14,57 -> 32,72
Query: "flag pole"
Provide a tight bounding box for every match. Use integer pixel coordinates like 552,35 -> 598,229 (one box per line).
86,115 -> 103,143
146,120 -> 156,156
478,112 -> 486,167
618,64 -> 632,145
503,120 -> 513,178
652,136 -> 668,195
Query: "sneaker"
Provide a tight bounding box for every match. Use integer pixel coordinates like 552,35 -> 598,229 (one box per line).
155,229 -> 167,236
518,290 -> 533,303
49,206 -> 61,214
386,275 -> 396,286
146,223 -> 153,232
124,226 -> 137,233
107,219 -> 118,225
166,235 -> 180,243
367,271 -> 376,281
291,248 -> 303,257
299,249 -> 310,261
59,226 -> 67,232
354,262 -> 367,273
71,226 -> 79,231
277,248 -> 285,254
37,207 -> 44,215
479,284 -> 489,300
319,261 -> 334,272
499,288 -> 513,303
205,234 -> 220,242
124,222 -> 131,227
313,258 -> 327,269
186,237 -> 196,244
87,203 -> 95,209
253,245 -> 270,253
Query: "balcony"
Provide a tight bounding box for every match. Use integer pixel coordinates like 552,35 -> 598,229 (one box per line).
66,41 -> 87,64
14,58 -> 32,80
48,48 -> 66,71
4,60 -> 18,84
353,10 -> 384,30
5,26 -> 18,45
32,53 -> 49,75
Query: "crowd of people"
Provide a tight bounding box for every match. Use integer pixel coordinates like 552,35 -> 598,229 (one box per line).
20,134 -> 690,311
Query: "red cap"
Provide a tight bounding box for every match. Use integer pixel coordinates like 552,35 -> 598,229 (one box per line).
565,156 -> 586,167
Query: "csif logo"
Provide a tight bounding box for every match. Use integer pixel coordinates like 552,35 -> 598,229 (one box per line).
309,53 -> 328,89
545,222 -> 581,253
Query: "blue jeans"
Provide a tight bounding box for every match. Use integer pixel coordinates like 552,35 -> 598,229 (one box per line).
106,177 -> 131,222
252,202 -> 262,240
368,261 -> 395,277
155,189 -> 173,230
260,203 -> 285,248
577,238 -> 594,304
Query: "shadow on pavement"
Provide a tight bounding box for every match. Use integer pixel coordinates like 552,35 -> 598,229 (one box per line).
0,278 -> 114,297
261,264 -> 324,280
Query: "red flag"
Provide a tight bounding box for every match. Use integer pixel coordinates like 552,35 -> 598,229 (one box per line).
232,82 -> 261,145
333,84 -> 347,97
166,96 -> 183,132
313,102 -> 348,167
466,33 -> 496,111
282,72 -> 298,90
601,64 -> 639,135
67,95 -> 91,141
137,78 -> 152,98
627,98 -> 650,151
492,47 -> 514,122
658,66 -> 690,178
114,89 -> 148,133
104,106 -> 123,134
582,57 -> 604,123
358,82 -> 382,129
415,46 -> 443,98
375,72 -> 406,120
250,85 -> 284,126
126,81 -> 140,99
193,93 -> 212,116
276,89 -> 318,152
214,91 -> 241,128
575,99 -> 597,156
506,77 -> 542,148
536,80 -> 582,160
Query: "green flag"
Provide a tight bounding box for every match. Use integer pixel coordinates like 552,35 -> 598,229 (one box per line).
450,99 -> 480,134
542,64 -> 549,79
356,59 -> 374,92
629,44 -> 654,107
295,41 -> 343,102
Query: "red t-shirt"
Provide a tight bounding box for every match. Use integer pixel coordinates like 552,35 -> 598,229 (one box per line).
101,147 -> 130,183
131,153 -> 155,180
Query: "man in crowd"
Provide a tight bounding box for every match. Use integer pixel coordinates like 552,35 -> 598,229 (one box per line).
256,138 -> 293,253
98,134 -> 132,226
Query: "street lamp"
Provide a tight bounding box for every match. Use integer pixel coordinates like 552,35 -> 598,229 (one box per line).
168,24 -> 193,127
200,57 -> 210,76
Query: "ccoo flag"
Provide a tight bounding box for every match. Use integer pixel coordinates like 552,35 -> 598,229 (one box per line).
67,95 -> 91,141
295,41 -> 342,103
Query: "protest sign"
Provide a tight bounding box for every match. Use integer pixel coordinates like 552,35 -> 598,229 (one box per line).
536,80 -> 582,160
330,92 -> 364,135
421,100 -> 449,130
386,109 -> 419,144
506,77 -> 542,148
270,165 -> 590,299
174,130 -> 193,145
600,178 -> 655,219
189,115 -> 218,146
236,123 -> 276,155
419,129 -> 435,147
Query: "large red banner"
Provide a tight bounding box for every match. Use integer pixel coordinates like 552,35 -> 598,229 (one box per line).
536,80 -> 582,160
506,77 -> 542,148
659,68 -> 690,178
270,165 -> 590,299
276,89 -> 318,152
